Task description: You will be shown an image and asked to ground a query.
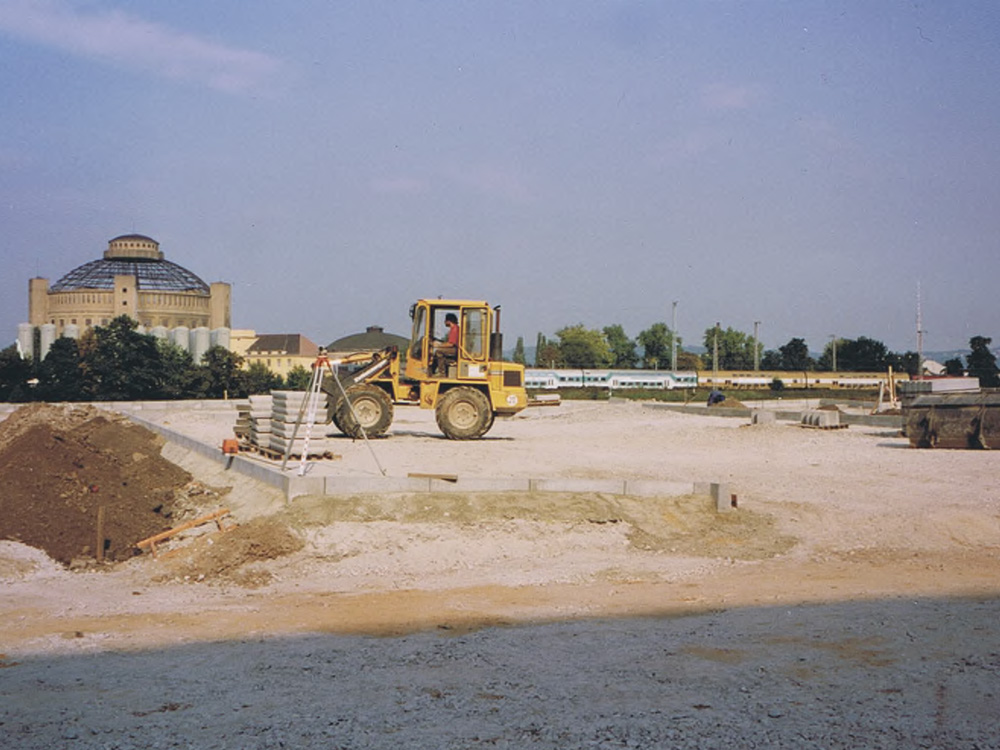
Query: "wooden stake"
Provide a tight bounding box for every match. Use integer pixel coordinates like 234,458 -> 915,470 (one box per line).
96,506 -> 106,563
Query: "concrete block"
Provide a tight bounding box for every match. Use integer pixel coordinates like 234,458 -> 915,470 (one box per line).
801,410 -> 840,428
711,482 -> 734,512
751,410 -> 777,425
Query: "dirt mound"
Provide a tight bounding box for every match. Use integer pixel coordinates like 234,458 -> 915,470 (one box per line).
285,491 -> 797,562
0,402 -> 104,451
0,404 -> 201,566
151,517 -> 305,587
709,396 -> 747,408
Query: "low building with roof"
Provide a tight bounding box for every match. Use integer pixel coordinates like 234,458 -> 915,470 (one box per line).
241,333 -> 320,379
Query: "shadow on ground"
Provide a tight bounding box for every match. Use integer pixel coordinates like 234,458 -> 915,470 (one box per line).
2,596 -> 998,749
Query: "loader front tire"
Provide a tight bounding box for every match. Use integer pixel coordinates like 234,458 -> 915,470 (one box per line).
435,386 -> 494,440
335,384 -> 393,438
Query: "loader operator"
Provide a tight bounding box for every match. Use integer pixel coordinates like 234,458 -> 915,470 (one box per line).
431,313 -> 460,376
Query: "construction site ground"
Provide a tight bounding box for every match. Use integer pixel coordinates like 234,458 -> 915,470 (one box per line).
1,399 -> 999,748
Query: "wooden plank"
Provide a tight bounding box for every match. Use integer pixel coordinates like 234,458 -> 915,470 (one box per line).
96,506 -> 105,563
408,472 -> 459,482
135,509 -> 231,553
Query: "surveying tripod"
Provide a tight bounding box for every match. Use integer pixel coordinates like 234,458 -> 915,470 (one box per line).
281,348 -> 386,477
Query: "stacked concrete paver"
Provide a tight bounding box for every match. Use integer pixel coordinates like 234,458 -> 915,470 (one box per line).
247,394 -> 273,449
268,390 -> 334,457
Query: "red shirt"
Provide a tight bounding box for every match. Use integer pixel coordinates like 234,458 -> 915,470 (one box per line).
447,322 -> 460,346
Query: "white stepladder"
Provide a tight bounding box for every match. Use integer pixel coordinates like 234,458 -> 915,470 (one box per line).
280,348 -> 386,477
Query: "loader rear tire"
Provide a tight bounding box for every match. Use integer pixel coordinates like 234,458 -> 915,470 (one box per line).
335,384 -> 393,438
435,386 -> 494,440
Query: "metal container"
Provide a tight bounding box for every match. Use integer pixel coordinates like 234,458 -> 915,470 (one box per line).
904,392 -> 1000,449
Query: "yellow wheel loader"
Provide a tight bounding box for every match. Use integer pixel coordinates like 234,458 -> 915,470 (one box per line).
322,299 -> 527,440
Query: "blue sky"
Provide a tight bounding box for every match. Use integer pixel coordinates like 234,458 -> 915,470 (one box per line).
2,1 -> 999,355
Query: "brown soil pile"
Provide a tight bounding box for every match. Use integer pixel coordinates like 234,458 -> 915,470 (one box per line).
152,517 -> 306,587
0,404 -> 200,566
709,396 -> 747,408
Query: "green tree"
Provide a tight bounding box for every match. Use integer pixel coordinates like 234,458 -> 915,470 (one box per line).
967,336 -> 1000,387
777,337 -> 814,371
701,325 -> 758,370
886,351 -> 920,377
603,324 -> 638,368
818,336 -> 888,372
0,345 -> 35,402
556,325 -> 611,368
156,340 -> 199,399
200,346 -> 246,398
285,364 -> 312,390
676,350 -> 702,370
536,339 -> 562,368
512,336 -> 526,365
760,350 -> 782,370
944,357 -> 965,376
637,323 -> 681,369
83,316 -> 163,400
245,361 -> 284,394
534,332 -> 548,367
37,337 -> 85,401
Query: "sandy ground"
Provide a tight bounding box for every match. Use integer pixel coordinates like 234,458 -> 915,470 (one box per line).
2,400 -> 1000,748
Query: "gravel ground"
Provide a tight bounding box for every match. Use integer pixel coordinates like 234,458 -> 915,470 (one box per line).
2,400 -> 999,748
3,597 -> 998,749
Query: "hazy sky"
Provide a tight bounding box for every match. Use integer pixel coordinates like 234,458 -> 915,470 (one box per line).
2,1 -> 998,355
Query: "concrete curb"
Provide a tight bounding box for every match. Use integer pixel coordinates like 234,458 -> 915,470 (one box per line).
643,401 -> 903,428
123,413 -> 700,502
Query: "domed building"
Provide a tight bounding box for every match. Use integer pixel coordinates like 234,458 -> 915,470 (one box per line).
328,325 -> 408,356
27,234 -> 231,336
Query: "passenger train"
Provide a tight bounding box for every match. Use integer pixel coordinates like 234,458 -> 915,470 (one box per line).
524,369 -> 906,390
525,369 -> 699,390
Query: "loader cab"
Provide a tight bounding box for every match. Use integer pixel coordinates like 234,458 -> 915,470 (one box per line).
407,299 -> 491,381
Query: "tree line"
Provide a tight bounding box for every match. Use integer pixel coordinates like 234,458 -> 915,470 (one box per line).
0,316 -> 313,403
3,316 -> 999,403
510,323 -> 1000,385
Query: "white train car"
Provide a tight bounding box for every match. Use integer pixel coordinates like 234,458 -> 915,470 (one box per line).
524,369 -> 698,390
697,371 -> 906,390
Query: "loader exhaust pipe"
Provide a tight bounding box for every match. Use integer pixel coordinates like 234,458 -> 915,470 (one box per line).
490,305 -> 503,361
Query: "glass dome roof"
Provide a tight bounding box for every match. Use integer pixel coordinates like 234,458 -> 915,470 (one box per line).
50,235 -> 210,293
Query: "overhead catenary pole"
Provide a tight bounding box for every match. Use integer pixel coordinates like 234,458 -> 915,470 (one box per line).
753,321 -> 761,371
916,281 -> 924,379
713,322 -> 720,381
671,300 -> 678,371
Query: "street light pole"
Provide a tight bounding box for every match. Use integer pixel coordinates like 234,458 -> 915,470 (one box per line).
830,335 -> 838,372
